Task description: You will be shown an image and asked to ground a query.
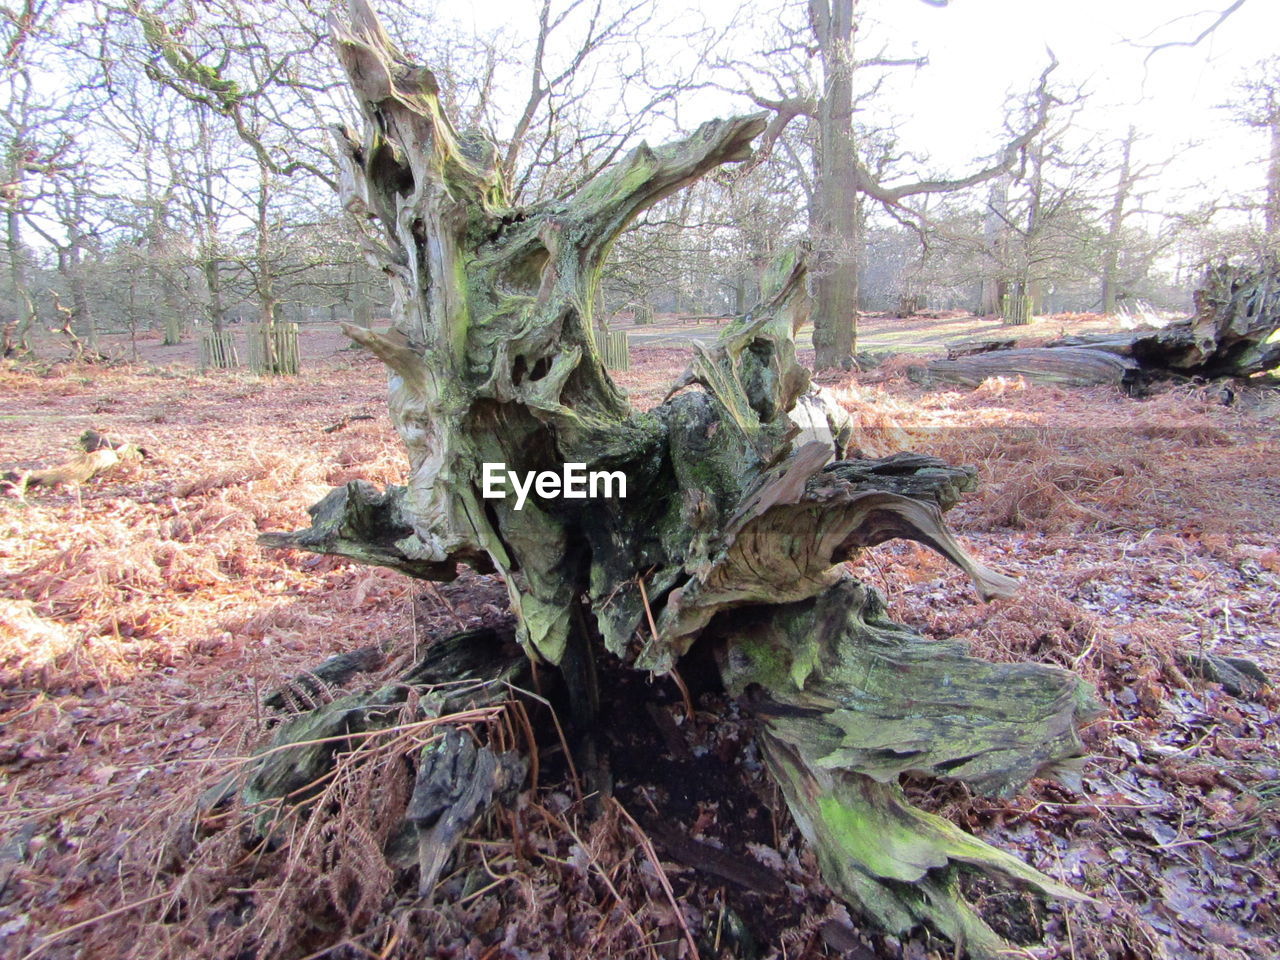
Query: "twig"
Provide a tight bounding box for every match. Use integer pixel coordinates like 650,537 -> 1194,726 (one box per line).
667,665 -> 696,722
612,798 -> 700,959
503,681 -> 581,801
636,574 -> 695,718
20,891 -> 170,960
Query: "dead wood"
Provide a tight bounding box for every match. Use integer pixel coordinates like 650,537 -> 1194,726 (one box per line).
2,430 -> 148,495
263,645 -> 386,711
202,624 -> 528,815
915,260 -> 1280,391
49,291 -> 108,364
322,413 -> 376,434
407,727 -> 526,899
641,818 -> 786,895
1182,653 -> 1269,699
913,345 -> 1140,389
243,5 -> 1103,955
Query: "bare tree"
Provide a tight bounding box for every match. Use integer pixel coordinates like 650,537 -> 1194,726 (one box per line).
738,0 -> 1057,368
1229,55 -> 1280,242
1,0 -> 75,352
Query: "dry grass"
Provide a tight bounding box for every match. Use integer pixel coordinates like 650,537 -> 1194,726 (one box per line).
829,378 -> 1262,536
0,351 -> 1277,960
0,364 -> 406,692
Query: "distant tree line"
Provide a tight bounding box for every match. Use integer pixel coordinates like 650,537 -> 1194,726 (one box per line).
1,0 -> 1276,367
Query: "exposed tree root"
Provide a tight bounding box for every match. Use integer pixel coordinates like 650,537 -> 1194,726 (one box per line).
240,4 -> 1106,955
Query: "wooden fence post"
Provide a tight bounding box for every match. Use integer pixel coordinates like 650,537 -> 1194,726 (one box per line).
601,328 -> 629,371
246,322 -> 301,375
199,331 -> 240,371
1001,294 -> 1033,326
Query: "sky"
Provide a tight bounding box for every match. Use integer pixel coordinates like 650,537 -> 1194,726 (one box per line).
868,0 -> 1278,202
457,0 -> 1280,217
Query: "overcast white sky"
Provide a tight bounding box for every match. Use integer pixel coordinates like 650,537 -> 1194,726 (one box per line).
463,0 -> 1278,215
869,0 -> 1277,201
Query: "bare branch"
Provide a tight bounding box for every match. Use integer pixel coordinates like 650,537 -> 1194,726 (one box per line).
857,54 -> 1059,206
1130,0 -> 1248,63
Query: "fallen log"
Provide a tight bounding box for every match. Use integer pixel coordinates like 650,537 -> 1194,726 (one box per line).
914,259 -> 1280,390
1,430 -> 149,495
915,345 -> 1139,389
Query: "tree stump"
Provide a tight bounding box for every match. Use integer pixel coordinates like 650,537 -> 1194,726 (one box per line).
253,3 -> 1102,954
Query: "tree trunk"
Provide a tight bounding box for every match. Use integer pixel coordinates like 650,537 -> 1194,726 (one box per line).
1027,276 -> 1046,317
979,173 -> 1010,316
254,4 -> 1099,955
1267,117 -> 1280,240
5,204 -> 37,351
160,269 -> 185,345
56,243 -> 97,354
254,166 -> 282,373
255,176 -> 278,330
68,245 -> 95,352
1101,127 -> 1135,315
353,291 -> 372,328
810,0 -> 861,371
202,256 -> 226,334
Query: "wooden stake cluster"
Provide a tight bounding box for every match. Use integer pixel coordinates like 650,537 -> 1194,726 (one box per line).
246,322 -> 301,376
198,331 -> 239,371
1001,293 -> 1033,326
598,328 -> 630,371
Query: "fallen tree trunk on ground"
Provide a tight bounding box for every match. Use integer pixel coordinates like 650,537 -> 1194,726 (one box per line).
917,344 -> 1139,389
240,3 -> 1101,956
1,430 -> 149,495
915,259 -> 1280,390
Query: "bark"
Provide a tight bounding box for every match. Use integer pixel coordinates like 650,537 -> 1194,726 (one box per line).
810,0 -> 861,371
250,4 -> 1100,954
1101,127 -> 1136,314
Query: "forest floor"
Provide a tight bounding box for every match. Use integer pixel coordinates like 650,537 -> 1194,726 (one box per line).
22,308 -> 1132,370
0,318 -> 1277,960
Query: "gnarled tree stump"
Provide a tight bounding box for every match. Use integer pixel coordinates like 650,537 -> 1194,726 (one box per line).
252,3 -> 1102,954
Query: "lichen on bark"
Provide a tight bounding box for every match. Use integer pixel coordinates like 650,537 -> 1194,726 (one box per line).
254,3 -> 1103,955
